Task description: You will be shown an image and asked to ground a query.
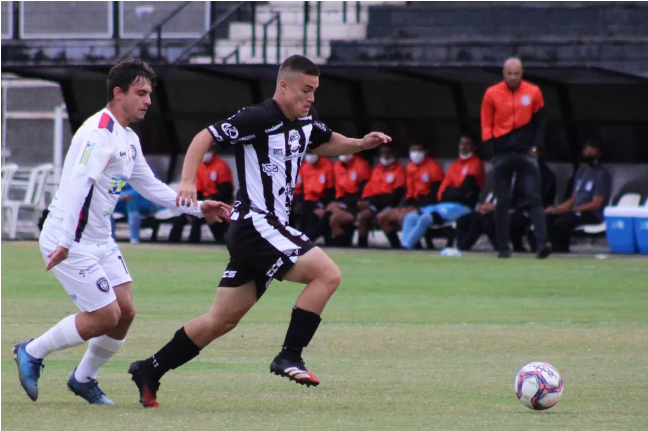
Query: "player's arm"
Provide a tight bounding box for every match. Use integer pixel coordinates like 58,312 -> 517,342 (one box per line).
129,144 -> 230,224
481,90 -> 495,160
313,132 -> 391,156
178,109 -> 256,208
47,132 -> 114,270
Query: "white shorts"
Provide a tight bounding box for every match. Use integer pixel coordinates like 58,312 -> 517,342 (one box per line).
40,219 -> 132,312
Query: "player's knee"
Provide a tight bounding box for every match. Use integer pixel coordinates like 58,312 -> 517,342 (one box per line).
321,263 -> 342,293
93,303 -> 122,332
119,304 -> 137,326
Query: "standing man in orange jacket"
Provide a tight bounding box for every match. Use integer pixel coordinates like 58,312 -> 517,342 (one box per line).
481,57 -> 551,259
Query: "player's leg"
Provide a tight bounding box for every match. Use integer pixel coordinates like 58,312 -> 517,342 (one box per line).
356,208 -> 375,247
493,157 -> 514,257
402,205 -> 437,249
377,208 -> 401,249
517,155 -> 551,258
329,207 -> 355,246
128,280 -> 258,408
269,246 -> 341,387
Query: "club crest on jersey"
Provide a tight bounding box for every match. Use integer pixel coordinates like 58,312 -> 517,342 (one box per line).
130,144 -> 137,160
521,95 -> 531,106
386,173 -> 394,183
96,277 -> 110,293
221,123 -> 239,139
319,173 -> 326,184
422,173 -> 430,182
79,141 -> 95,165
108,177 -> 128,195
350,171 -> 357,181
461,166 -> 468,176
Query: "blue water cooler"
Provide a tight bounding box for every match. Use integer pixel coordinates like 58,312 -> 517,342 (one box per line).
604,207 -> 638,254
633,208 -> 648,255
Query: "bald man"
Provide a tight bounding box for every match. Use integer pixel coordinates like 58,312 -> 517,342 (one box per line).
481,58 -> 550,259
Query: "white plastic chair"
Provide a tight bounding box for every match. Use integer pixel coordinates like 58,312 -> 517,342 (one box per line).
1,163 -> 19,205
576,193 -> 642,235
2,163 -> 54,239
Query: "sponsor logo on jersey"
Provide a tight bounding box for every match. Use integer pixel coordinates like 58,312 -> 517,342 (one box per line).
78,269 -> 86,278
108,177 -> 128,195
262,163 -> 279,176
69,294 -> 77,302
120,151 -> 127,158
231,134 -> 256,145
273,148 -> 284,156
209,125 -> 224,142
222,270 -> 237,278
266,257 -> 284,278
313,121 -> 327,133
265,122 -> 283,133
298,115 -> 312,121
79,141 -> 95,165
96,277 -> 110,293
221,123 -> 239,139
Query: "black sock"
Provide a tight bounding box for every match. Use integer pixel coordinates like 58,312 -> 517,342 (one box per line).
146,327 -> 201,381
281,307 -> 322,357
358,236 -> 368,248
386,231 -> 401,249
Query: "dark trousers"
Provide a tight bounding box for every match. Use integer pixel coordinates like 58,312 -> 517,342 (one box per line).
457,210 -> 529,251
168,215 -> 229,244
493,154 -> 547,253
546,211 -> 600,252
298,201 -> 331,244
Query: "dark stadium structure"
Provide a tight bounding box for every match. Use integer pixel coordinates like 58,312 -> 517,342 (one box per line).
2,1 -> 647,186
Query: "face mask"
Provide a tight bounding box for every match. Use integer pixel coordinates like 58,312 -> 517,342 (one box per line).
581,155 -> 599,167
410,151 -> 425,164
380,157 -> 395,166
202,153 -> 214,163
304,154 -> 319,165
338,155 -> 353,163
459,152 -> 474,160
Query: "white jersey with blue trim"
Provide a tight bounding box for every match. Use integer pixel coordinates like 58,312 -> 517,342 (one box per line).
48,108 -> 202,247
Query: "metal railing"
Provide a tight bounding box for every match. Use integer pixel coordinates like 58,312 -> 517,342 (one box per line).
173,1 -> 247,64
222,47 -> 240,64
120,1 -> 192,61
262,12 -> 281,65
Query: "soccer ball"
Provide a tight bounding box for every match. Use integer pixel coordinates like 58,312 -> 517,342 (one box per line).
514,362 -> 563,410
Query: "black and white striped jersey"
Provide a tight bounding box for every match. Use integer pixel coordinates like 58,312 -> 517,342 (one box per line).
208,99 -> 333,225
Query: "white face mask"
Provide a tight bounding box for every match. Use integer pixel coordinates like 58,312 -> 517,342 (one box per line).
409,151 -> 425,165
459,152 -> 474,160
203,153 -> 214,163
338,154 -> 353,163
304,154 -> 319,165
380,157 -> 395,166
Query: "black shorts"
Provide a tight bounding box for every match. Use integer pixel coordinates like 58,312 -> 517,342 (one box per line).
219,213 -> 316,299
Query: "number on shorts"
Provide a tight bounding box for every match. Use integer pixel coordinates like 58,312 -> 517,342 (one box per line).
117,255 -> 128,274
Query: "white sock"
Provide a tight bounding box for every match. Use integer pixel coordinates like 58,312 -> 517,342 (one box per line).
25,314 -> 84,359
74,336 -> 125,383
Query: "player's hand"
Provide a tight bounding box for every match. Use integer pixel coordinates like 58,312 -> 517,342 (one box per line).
360,132 -> 392,150
545,206 -> 557,215
46,245 -> 69,271
176,181 -> 198,208
201,200 -> 232,224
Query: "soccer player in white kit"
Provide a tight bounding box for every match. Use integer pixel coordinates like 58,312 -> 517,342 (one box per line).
13,58 -> 229,405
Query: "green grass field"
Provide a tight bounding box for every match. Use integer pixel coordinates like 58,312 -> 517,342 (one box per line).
2,242 -> 647,430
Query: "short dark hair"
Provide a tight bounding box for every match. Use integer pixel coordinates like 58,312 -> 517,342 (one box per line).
460,133 -> 476,146
410,142 -> 427,150
584,139 -> 601,151
278,55 -> 320,78
106,58 -> 157,102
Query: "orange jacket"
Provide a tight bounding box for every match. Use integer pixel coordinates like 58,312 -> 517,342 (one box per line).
405,157 -> 445,202
298,157 -> 335,202
196,156 -> 233,197
437,155 -> 484,208
362,161 -> 406,198
481,80 -> 546,157
333,155 -> 372,199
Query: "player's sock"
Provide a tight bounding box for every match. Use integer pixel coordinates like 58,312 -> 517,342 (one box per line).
386,231 -> 401,249
281,307 -> 322,357
358,235 -> 368,248
75,335 -> 125,383
145,327 -> 200,382
25,315 -> 84,359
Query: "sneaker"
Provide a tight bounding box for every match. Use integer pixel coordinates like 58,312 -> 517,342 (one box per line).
270,353 -> 320,387
67,369 -> 114,405
13,340 -> 44,402
537,245 -> 552,259
128,360 -> 161,408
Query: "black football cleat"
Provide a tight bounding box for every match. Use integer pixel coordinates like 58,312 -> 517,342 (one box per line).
128,360 -> 161,408
270,354 -> 320,387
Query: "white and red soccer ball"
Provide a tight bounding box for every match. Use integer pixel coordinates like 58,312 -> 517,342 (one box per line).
514,362 -> 563,410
